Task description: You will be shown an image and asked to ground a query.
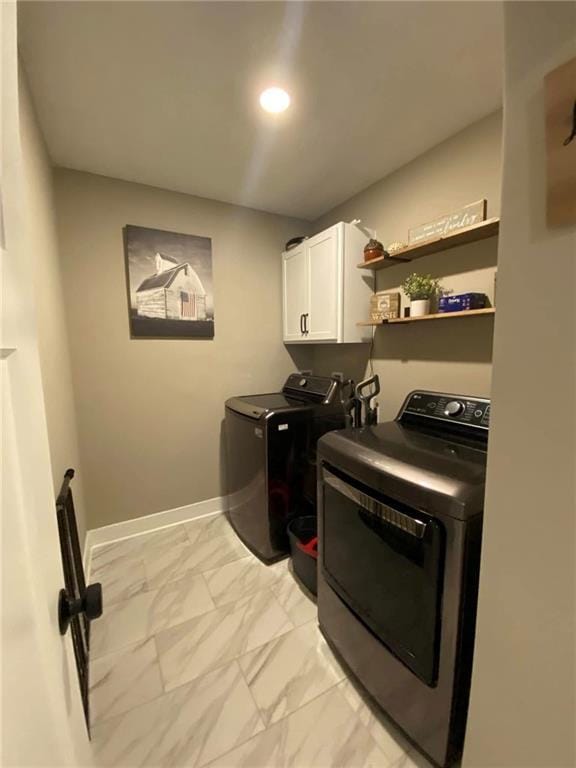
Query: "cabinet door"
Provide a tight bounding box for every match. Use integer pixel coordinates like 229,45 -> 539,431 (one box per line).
306,227 -> 341,341
282,245 -> 308,342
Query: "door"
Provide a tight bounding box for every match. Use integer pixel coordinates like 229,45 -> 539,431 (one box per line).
282,244 -> 308,342
321,467 -> 445,686
1,5 -> 93,764
307,226 -> 341,341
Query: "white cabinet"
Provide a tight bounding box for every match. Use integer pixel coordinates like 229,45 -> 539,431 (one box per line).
306,229 -> 340,341
282,244 -> 308,342
282,222 -> 372,344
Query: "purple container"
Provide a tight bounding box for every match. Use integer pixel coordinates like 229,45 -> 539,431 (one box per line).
437,293 -> 487,313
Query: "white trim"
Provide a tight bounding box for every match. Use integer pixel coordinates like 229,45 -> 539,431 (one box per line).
83,495 -> 227,567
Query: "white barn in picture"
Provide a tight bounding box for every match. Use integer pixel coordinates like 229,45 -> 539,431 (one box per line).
136,253 -> 207,321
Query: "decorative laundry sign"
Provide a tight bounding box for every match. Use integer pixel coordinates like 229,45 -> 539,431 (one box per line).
408,200 -> 487,245
545,56 -> 576,227
123,225 -> 214,339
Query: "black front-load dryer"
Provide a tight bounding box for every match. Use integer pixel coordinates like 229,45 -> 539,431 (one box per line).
225,374 -> 343,563
317,390 -> 490,768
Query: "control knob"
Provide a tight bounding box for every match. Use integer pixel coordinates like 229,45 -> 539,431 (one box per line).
299,378 -> 308,387
444,400 -> 464,417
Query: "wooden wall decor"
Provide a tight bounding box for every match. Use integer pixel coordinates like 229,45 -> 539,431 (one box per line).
408,199 -> 487,245
545,56 -> 576,228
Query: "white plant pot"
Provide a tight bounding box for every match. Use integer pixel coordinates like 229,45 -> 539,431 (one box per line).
410,299 -> 430,317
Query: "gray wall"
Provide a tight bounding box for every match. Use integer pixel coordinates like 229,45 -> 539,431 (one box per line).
54,170 -> 312,529
310,111 -> 502,420
19,69 -> 88,542
464,4 -> 576,766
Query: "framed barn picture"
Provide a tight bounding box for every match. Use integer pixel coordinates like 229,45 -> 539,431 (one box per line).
123,225 -> 214,339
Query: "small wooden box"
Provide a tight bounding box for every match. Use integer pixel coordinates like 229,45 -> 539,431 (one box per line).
370,291 -> 400,321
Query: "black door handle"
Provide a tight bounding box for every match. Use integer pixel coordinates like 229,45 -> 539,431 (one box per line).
304,313 -> 309,334
58,582 -> 103,635
300,313 -> 305,334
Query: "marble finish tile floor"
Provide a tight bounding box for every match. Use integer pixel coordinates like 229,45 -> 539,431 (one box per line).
89,513 -> 432,768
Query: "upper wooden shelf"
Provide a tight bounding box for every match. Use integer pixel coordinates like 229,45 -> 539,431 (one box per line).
357,218 -> 500,271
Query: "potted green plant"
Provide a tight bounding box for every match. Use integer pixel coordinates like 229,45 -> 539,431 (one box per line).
402,273 -> 442,317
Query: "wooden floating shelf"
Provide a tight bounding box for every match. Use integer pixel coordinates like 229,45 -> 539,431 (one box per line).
358,308 -> 495,326
357,218 -> 500,271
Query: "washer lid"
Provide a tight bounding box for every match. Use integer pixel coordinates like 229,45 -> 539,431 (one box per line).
225,393 -> 313,420
319,421 -> 487,519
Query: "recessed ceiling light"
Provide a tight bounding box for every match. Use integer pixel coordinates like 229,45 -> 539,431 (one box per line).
259,87 -> 291,114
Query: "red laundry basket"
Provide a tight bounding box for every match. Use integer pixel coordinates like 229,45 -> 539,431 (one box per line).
287,516 -> 318,596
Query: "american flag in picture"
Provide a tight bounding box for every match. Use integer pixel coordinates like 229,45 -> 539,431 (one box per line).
181,291 -> 195,319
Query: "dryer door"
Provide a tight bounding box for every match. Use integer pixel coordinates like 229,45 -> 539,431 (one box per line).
321,466 -> 445,686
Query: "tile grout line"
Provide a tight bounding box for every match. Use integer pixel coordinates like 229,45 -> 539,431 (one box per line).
150,632 -> 172,696
235,656 -> 268,727
89,635 -> 164,730
231,658 -> 268,737
160,653 -> 256,698
91,655 -> 249,735
264,584 -> 296,638
194,678 -> 360,768
92,524 -> 356,759
153,584 -> 296,695
89,520 -> 418,767
336,678 -> 417,767
191,661 -> 276,768
205,567 -> 294,612
92,518 -> 252,589
96,568 -> 290,663
234,616 -> 300,732
143,544 -> 249,594
92,657 -> 413,768
235,617 -> 349,727
201,554 -> 259,606
91,619 -> 337,736
92,644 -> 271,737
95,658 -> 300,768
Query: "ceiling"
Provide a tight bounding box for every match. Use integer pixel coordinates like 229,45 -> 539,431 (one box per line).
18,2 -> 503,221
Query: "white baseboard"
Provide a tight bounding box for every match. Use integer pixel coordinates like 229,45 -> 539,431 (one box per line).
84,495 -> 227,570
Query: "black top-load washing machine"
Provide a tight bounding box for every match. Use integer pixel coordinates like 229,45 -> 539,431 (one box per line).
317,390 -> 490,768
225,373 -> 345,563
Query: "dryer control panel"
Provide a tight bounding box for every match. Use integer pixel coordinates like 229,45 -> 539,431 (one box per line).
283,374 -> 341,404
401,391 -> 490,430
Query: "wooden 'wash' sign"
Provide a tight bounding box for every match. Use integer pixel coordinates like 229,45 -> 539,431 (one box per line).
408,200 -> 487,245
